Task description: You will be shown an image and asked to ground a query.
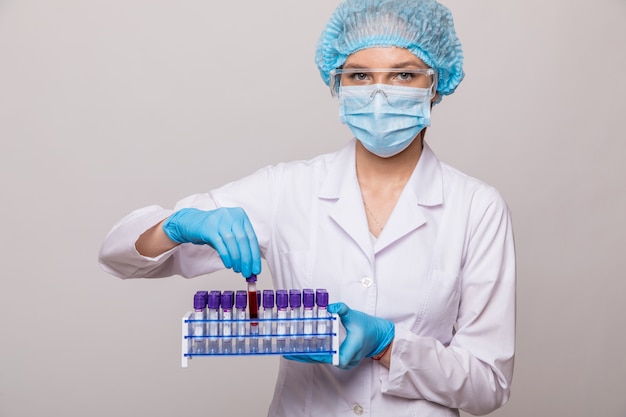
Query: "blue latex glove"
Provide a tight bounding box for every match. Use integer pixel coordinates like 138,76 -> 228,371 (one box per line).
330,302 -> 394,369
282,353 -> 332,364
283,302 -> 394,369
162,207 -> 261,278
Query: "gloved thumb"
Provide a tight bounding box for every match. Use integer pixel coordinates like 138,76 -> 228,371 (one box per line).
327,302 -> 349,316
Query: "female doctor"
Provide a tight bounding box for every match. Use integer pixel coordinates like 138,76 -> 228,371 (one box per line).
99,0 -> 516,415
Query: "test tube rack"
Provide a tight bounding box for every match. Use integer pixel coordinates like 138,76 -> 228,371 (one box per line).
181,314 -> 339,367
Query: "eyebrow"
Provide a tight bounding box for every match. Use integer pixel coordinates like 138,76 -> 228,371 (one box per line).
342,60 -> 429,70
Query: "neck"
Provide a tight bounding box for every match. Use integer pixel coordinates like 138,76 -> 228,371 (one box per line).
355,133 -> 424,189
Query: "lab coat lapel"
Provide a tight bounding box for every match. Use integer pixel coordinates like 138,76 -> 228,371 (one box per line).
375,142 -> 444,253
375,192 -> 426,252
319,140 -> 373,261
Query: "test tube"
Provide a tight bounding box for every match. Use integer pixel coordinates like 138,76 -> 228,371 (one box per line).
198,290 -> 209,335
192,291 -> 207,354
262,290 -> 275,353
303,289 -> 315,352
247,277 -> 259,353
221,290 -> 234,354
275,290 -> 289,353
246,274 -> 259,333
235,290 -> 247,354
316,289 -> 330,352
207,290 -> 221,354
289,289 -> 302,352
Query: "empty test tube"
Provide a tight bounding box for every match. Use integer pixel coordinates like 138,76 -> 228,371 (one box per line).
207,290 -> 221,354
235,290 -> 247,354
289,289 -> 302,352
262,290 -> 275,352
275,290 -> 289,353
192,291 -> 207,354
316,289 -> 330,351
303,289 -> 315,351
221,290 -> 234,354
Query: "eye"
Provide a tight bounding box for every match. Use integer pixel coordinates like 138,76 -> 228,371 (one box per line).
396,72 -> 414,81
350,72 -> 369,82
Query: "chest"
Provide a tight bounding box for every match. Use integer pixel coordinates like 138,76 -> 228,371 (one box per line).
266,199 -> 464,342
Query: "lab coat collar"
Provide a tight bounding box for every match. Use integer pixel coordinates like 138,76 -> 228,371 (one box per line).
319,140 -> 373,259
376,141 -> 443,252
319,139 -> 444,255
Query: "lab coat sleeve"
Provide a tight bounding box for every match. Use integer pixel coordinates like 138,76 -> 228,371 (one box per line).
97,196 -> 226,279
98,165 -> 279,279
380,189 -> 516,416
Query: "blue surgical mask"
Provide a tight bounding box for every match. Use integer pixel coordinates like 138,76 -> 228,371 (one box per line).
339,84 -> 432,158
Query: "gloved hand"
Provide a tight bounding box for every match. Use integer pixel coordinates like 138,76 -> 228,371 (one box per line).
162,207 -> 261,278
329,302 -> 394,369
282,302 -> 394,369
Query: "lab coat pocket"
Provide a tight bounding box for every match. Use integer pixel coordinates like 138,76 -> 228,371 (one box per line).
416,269 -> 460,341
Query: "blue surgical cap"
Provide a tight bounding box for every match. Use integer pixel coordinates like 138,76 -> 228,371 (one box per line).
315,0 -> 464,98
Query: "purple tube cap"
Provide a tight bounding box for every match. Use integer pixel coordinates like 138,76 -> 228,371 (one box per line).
262,289 -> 275,309
193,292 -> 207,310
246,274 -> 257,283
208,290 -> 221,309
289,289 -> 301,308
235,290 -> 247,309
316,289 -> 329,307
303,289 -> 315,308
221,290 -> 234,309
276,290 -> 289,309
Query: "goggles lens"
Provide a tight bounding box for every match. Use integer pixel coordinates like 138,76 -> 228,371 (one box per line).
329,68 -> 438,99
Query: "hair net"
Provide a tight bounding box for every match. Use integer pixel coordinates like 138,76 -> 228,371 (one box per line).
315,0 -> 464,98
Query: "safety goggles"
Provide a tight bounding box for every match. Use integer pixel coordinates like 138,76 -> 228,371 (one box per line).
329,68 -> 438,98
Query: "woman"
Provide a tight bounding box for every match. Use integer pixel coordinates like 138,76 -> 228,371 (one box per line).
99,0 -> 516,415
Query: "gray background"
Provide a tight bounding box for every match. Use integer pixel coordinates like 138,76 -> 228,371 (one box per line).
1,0 -> 625,416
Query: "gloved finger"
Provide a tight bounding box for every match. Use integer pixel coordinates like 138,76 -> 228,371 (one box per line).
231,216 -> 252,276
243,218 -> 262,276
218,220 -> 242,273
337,325 -> 366,369
232,210 -> 260,277
283,354 -> 332,364
207,228 -> 233,269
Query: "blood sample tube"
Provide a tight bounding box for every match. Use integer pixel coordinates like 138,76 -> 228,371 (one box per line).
303,289 -> 315,351
275,290 -> 289,353
207,290 -> 221,354
192,291 -> 207,354
235,290 -> 247,354
221,290 -> 234,354
316,289 -> 330,351
247,275 -> 259,324
246,275 -> 259,353
289,289 -> 302,352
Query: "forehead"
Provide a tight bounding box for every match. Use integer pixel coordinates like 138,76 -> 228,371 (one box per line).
344,47 -> 428,69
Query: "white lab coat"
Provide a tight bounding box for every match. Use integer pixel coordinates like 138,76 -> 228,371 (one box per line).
99,140 -> 516,417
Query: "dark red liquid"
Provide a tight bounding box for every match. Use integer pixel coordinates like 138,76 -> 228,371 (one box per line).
248,290 -> 259,326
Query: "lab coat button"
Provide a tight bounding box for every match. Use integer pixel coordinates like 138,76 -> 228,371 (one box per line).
352,404 -> 363,415
361,277 -> 372,288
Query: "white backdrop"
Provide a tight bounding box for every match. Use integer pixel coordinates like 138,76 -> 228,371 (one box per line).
1,1 -> 625,416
